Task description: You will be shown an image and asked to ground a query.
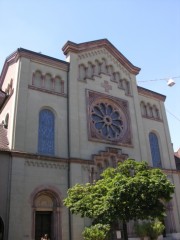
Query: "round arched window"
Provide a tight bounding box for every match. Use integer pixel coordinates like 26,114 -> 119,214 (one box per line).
87,90 -> 131,145
90,101 -> 127,141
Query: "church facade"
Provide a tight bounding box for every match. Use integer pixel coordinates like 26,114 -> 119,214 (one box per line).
0,39 -> 180,240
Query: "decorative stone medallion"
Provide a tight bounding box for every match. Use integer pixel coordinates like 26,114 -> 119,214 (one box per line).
87,90 -> 132,146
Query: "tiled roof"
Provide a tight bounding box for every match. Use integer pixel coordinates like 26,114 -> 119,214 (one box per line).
0,124 -> 9,150
174,148 -> 180,159
0,89 -> 6,109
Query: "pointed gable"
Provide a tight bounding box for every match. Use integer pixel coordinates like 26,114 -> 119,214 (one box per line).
62,39 -> 140,75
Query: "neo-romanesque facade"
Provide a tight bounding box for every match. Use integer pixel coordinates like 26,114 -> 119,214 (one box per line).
0,39 -> 180,240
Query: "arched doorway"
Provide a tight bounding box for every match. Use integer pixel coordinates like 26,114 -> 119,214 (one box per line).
32,189 -> 62,240
0,217 -> 4,240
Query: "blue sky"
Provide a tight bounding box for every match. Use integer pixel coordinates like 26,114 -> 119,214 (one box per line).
0,0 -> 180,151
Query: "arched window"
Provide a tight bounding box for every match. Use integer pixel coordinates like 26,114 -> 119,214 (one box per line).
79,64 -> 86,81
140,102 -> 147,117
4,113 -> 9,129
124,80 -> 130,95
100,58 -> 107,74
153,106 -> 160,119
149,132 -> 162,168
38,109 -> 55,155
104,159 -> 109,168
107,65 -> 114,81
33,71 -> 42,88
114,72 -> 120,83
87,62 -> 93,79
94,60 -> 101,76
96,163 -> 103,179
44,73 -> 52,91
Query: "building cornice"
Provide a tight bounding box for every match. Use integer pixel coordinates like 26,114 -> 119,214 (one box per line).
163,168 -> 180,175
1,149 -> 180,175
0,48 -> 69,87
1,150 -> 179,175
62,39 -> 141,75
138,86 -> 166,102
9,151 -> 94,165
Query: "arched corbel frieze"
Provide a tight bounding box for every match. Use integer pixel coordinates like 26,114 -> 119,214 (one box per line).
91,147 -> 128,181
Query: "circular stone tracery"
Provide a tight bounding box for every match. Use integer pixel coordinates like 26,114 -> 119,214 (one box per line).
90,101 -> 127,141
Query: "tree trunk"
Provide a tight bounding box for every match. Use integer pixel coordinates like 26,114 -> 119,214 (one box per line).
122,221 -> 128,240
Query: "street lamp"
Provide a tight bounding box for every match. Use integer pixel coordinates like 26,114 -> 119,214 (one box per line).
167,78 -> 175,87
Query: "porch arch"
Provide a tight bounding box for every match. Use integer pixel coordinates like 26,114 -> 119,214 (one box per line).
31,186 -> 62,240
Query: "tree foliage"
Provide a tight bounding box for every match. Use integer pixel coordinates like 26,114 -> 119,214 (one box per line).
64,159 -> 174,226
134,218 -> 165,240
82,224 -> 110,240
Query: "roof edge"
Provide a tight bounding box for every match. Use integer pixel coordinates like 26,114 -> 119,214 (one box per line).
138,86 -> 166,101
62,39 -> 141,75
0,48 -> 69,87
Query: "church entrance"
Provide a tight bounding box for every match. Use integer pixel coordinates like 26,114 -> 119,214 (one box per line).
32,188 -> 62,240
35,211 -> 52,240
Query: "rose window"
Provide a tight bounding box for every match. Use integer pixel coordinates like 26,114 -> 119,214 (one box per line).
90,102 -> 127,141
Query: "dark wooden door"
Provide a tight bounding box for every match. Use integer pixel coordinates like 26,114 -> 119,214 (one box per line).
35,211 -> 52,240
0,217 -> 4,240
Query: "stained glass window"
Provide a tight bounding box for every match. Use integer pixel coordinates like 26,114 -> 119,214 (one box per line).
91,101 -> 125,141
149,132 -> 162,168
38,109 -> 55,155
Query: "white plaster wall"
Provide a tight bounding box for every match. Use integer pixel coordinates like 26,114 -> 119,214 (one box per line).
171,174 -> 180,232
0,61 -> 20,148
69,163 -> 92,240
139,95 -> 180,233
8,156 -> 69,240
30,61 -> 67,94
3,47 -> 180,240
10,58 -> 68,157
139,94 -> 176,169
67,51 -> 147,162
75,78 -> 142,160
25,89 -> 68,157
142,118 -> 172,168
8,58 -> 32,151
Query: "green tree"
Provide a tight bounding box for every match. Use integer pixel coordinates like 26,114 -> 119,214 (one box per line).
82,224 -> 110,240
134,218 -> 165,240
64,159 -> 174,240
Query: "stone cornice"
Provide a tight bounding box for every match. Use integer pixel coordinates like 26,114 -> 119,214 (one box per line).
1,150 -> 180,175
25,159 -> 68,169
138,86 -> 166,102
9,151 -> 94,165
11,151 -> 68,163
0,48 -> 69,87
163,168 -> 180,175
28,85 -> 67,98
62,39 -> 141,75
77,48 -> 131,78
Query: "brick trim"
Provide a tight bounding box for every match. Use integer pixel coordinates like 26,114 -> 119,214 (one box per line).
62,39 -> 141,75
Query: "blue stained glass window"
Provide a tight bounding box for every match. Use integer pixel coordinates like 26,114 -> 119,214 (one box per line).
149,132 -> 162,168
38,109 -> 55,155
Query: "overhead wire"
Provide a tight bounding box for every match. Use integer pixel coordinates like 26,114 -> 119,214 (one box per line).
166,109 -> 180,123
137,75 -> 180,123
137,76 -> 180,83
